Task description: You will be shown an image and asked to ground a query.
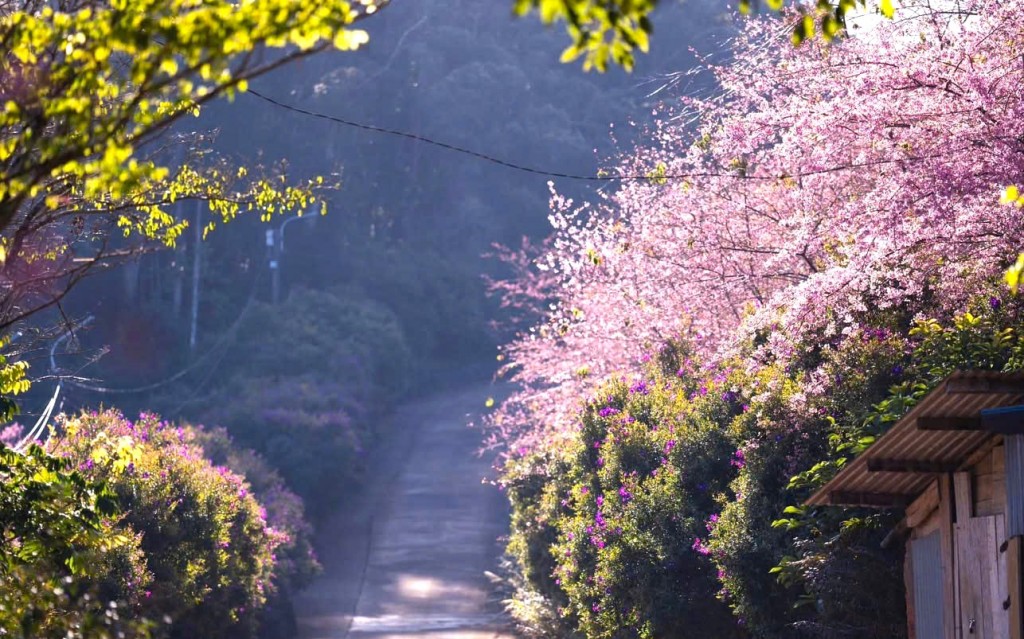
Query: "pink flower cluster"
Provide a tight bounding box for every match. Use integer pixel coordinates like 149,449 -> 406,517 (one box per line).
487,0 -> 1024,457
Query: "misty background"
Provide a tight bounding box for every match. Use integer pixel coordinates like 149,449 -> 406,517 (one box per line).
15,0 -> 734,518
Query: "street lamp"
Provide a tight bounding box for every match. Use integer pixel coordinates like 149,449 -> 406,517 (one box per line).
266,213 -> 317,304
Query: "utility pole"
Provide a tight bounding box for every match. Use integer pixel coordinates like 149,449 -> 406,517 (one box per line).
267,213 -> 316,304
189,199 -> 202,351
266,228 -> 280,305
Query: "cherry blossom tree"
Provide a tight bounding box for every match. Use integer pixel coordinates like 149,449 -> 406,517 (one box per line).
490,0 -> 1024,454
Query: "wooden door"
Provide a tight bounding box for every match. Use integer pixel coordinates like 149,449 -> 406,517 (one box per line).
956,514 -> 1008,638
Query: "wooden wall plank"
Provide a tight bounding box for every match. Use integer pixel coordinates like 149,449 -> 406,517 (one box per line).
1009,537 -> 1022,639
941,474 -> 958,639
907,540 -> 917,639
956,471 -> 973,522
994,515 -> 1010,639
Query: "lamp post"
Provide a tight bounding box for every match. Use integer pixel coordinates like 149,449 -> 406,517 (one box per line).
266,213 -> 317,304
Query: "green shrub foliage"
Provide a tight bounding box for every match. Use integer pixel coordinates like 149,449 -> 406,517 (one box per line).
506,293 -> 1024,638
48,410 -> 282,639
227,287 -> 413,399
200,375 -> 370,517
0,443 -> 152,638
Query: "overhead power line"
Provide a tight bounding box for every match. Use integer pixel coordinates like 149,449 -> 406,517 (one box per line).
248,89 -> 682,182
247,89 -> 939,184
62,269 -> 263,396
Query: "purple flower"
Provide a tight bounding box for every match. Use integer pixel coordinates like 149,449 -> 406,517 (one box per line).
991,296 -> 1002,311
629,380 -> 650,395
598,406 -> 619,418
730,449 -> 746,469
618,486 -> 632,504
664,440 -> 676,454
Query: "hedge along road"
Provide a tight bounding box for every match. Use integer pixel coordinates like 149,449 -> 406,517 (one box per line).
293,383 -> 516,639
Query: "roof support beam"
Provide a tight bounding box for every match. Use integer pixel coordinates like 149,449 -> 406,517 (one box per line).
945,378 -> 1024,395
916,406 -> 1024,434
828,490 -> 911,508
865,458 -> 961,473
917,415 -> 981,431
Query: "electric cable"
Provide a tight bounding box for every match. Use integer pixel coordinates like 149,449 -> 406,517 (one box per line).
63,267 -> 262,396
246,88 -> 945,183
10,315 -> 96,451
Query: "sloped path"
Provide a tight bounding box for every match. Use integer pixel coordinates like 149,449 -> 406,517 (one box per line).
293,384 -> 516,639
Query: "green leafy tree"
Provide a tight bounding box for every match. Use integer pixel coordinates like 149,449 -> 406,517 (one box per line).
514,0 -> 895,70
0,2 -> 386,632
0,0 -> 393,410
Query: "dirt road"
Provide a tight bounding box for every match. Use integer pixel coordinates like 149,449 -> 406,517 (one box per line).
293,384 -> 516,639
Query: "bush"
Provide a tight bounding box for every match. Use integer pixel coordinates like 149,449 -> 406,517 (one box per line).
185,425 -> 319,639
199,375 -> 370,517
226,287 -> 413,399
506,368 -> 745,639
48,410 -> 282,639
0,443 -> 152,639
186,425 -> 320,592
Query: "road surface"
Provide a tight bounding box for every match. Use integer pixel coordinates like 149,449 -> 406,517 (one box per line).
293,384 -> 516,639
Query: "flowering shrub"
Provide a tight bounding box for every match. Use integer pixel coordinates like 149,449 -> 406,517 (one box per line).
505,358 -> 748,638
47,410 -> 282,639
0,443 -> 152,638
200,375 -> 370,517
504,299 -> 1024,637
186,425 -> 320,591
185,425 -> 319,638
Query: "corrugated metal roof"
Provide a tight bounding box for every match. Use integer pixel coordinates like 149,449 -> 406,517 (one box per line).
805,371 -> 1024,507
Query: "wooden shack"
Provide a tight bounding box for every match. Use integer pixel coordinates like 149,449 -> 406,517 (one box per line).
806,371 -> 1024,639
